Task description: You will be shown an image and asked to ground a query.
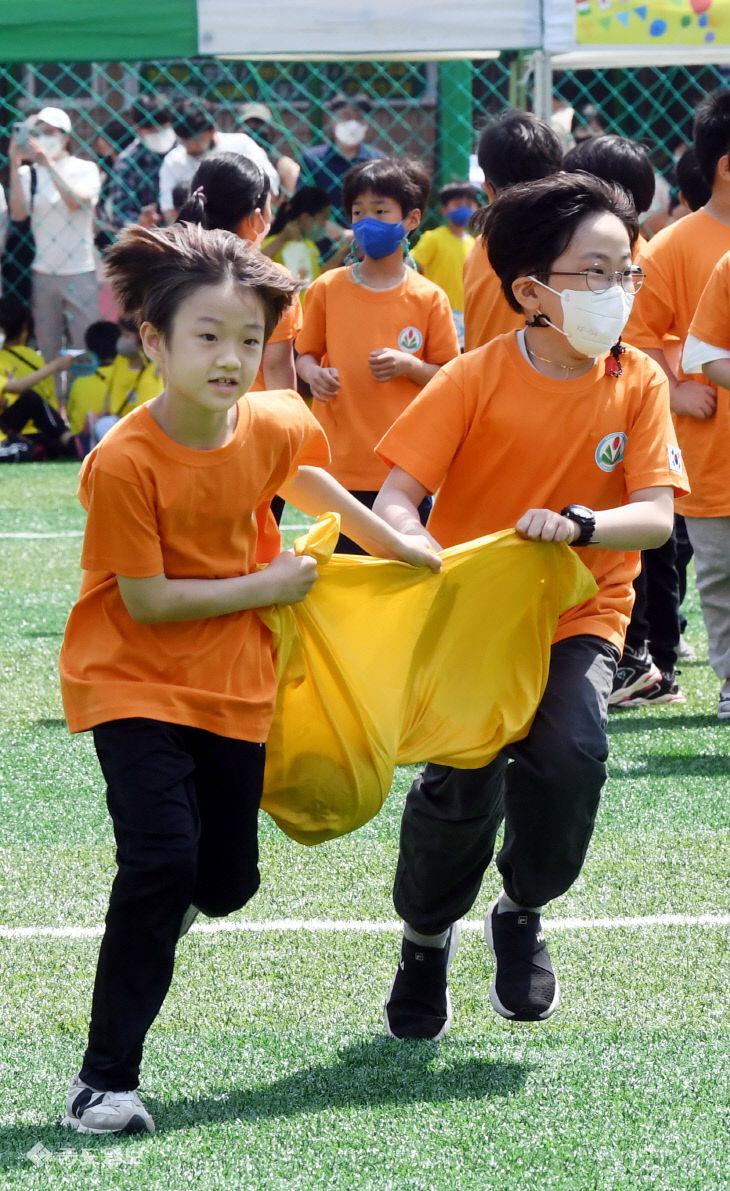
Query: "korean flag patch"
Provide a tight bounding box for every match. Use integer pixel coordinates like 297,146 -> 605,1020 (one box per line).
667,444 -> 683,474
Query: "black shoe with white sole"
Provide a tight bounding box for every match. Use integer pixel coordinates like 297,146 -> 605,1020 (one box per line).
484,900 -> 560,1022
384,922 -> 461,1040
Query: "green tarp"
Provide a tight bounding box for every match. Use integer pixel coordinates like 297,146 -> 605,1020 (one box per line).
0,0 -> 197,62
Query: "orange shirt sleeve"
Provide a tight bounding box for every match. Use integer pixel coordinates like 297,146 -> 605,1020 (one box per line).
79,460 -> 166,578
295,274 -> 328,361
423,284 -> 461,363
269,293 -> 303,345
688,251 -> 730,348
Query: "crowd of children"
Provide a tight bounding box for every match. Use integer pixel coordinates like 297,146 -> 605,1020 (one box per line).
3,82 -> 727,1135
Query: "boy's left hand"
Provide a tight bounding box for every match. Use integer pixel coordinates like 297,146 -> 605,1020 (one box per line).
369,348 -> 411,383
516,508 -> 578,544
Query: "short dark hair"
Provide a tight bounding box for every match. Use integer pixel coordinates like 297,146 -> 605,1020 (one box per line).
177,153 -> 271,233
329,91 -> 373,116
693,88 -> 730,188
476,110 -> 562,192
270,186 -> 330,235
484,172 -> 639,313
341,157 -> 430,220
0,295 -> 31,341
172,97 -> 216,140
438,181 -> 480,206
84,319 -> 121,361
98,118 -> 135,154
128,94 -> 172,130
103,222 -> 299,343
563,134 -> 655,215
674,145 -> 711,212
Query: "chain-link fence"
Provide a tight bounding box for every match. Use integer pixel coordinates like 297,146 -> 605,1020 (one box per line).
0,53 -> 726,331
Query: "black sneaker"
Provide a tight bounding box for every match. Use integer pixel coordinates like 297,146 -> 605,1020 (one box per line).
484,900 -> 560,1021
384,922 -> 461,1040
609,647 -> 662,706
613,670 -> 685,707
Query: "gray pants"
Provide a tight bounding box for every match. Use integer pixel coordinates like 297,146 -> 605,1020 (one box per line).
393,636 -> 618,934
32,269 -> 99,364
684,516 -> 730,684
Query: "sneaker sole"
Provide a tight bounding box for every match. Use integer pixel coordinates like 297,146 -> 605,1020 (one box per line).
614,689 -> 685,707
608,662 -> 663,706
483,901 -> 561,1022
61,1113 -> 155,1135
384,920 -> 462,1041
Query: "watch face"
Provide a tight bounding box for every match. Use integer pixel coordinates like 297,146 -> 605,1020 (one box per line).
570,505 -> 593,518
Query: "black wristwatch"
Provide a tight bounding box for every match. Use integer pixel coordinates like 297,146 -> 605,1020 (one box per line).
560,504 -> 596,546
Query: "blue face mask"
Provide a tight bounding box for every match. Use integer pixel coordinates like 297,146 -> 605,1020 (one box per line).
447,205 -> 474,228
351,217 -> 406,260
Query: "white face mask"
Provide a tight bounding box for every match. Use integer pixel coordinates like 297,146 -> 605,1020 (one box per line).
36,132 -> 66,158
334,119 -> 367,149
531,278 -> 634,357
140,127 -> 176,155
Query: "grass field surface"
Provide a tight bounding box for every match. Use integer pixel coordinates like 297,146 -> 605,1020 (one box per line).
0,462 -> 728,1190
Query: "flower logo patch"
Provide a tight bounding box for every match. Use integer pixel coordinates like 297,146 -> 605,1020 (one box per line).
595,432 -> 627,472
397,326 -> 423,353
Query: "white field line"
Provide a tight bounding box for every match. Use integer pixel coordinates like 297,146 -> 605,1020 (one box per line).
2,524 -> 314,541
0,912 -> 728,941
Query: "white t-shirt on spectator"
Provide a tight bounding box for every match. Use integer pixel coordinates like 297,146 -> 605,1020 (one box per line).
158,131 -> 279,214
19,157 -> 101,275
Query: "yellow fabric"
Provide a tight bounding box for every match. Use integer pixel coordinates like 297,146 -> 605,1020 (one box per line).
259,514 -> 597,845
0,344 -> 58,439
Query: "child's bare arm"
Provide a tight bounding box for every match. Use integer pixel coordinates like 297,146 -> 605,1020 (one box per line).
117,551 -> 319,624
368,349 -> 440,388
262,340 -> 297,390
702,358 -> 730,392
278,465 -> 441,570
517,487 -> 675,552
372,466 -> 442,551
1,355 -> 72,394
642,346 -> 717,420
295,353 -> 340,401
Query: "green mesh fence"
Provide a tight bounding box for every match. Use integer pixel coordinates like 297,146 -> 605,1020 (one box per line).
0,54 -> 726,327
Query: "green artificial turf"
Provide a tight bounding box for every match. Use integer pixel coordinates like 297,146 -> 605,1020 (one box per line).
0,463 -> 728,1191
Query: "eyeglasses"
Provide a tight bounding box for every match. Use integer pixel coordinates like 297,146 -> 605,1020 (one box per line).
548,267 -> 645,295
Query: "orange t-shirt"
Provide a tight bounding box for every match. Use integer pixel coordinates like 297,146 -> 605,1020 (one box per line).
462,238 -> 523,352
59,392 -> 329,741
377,333 -> 689,651
626,207 -> 730,517
296,265 -> 460,489
250,261 -> 303,392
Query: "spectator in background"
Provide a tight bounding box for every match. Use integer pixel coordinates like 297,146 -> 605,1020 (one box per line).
8,106 -> 101,377
571,101 -> 607,145
95,117 -> 136,252
108,96 -> 177,231
463,110 -> 562,351
158,98 -> 278,223
238,101 -> 301,198
262,185 -> 350,293
299,93 -> 381,227
411,181 -> 481,348
66,318 -> 119,454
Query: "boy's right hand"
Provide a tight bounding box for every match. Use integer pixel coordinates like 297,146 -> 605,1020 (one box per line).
265,550 -> 319,605
309,366 -> 340,401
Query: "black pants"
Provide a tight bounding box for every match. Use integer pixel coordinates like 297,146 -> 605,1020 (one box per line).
81,718 -> 265,1091
624,530 -> 681,672
334,489 -> 433,555
0,389 -> 75,458
393,636 -> 618,933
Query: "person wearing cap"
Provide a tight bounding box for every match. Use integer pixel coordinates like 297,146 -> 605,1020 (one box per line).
299,92 -> 382,227
238,101 -> 300,198
158,97 -> 278,224
108,96 -> 177,230
8,106 -> 101,374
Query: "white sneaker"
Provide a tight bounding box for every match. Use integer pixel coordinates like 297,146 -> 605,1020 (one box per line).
62,1075 -> 155,1135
